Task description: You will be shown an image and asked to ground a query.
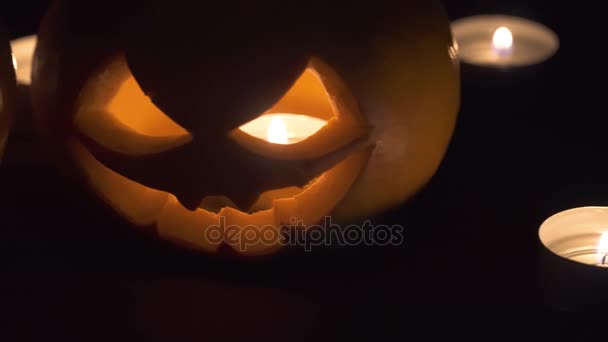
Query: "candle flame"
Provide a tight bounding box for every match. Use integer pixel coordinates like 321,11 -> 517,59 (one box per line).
492,26 -> 513,52
11,53 -> 17,70
267,116 -> 289,144
598,232 -> 608,255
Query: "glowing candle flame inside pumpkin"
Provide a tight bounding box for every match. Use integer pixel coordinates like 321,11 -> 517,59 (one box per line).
239,113 -> 328,145
267,116 -> 289,144
492,26 -> 513,56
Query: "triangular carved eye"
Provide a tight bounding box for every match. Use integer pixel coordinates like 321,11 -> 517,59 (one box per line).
238,114 -> 328,145
230,57 -> 369,161
107,75 -> 189,138
75,55 -> 192,157
238,65 -> 334,145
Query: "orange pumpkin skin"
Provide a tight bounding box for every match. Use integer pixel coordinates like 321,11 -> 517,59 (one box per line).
32,0 -> 459,256
0,25 -> 16,162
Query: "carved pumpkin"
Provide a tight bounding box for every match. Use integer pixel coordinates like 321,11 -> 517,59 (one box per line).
0,26 -> 16,161
32,0 -> 459,256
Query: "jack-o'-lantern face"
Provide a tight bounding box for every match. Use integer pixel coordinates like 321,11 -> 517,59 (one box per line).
72,53 -> 371,255
32,0 -> 460,256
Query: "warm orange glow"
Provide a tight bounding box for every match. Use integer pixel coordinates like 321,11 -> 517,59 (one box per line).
75,56 -> 192,156
237,64 -> 337,146
231,59 -> 368,161
267,116 -> 289,144
108,75 -> 190,137
265,67 -> 335,121
71,55 -> 373,255
72,139 -> 371,255
239,113 -> 328,145
492,26 -> 513,53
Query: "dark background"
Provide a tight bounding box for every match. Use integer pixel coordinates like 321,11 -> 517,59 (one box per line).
2,0 -> 608,340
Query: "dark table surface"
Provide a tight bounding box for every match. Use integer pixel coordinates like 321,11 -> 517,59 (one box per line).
2,0 -> 608,340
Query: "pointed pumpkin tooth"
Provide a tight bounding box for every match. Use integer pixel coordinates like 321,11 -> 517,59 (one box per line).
199,196 -> 238,213
219,189 -> 261,215
174,190 -> 206,212
219,207 -> 284,256
156,196 -> 222,253
248,187 -> 301,213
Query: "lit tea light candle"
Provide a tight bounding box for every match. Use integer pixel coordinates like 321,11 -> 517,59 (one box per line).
492,26 -> 513,57
539,207 -> 608,268
9,35 -> 37,85
451,15 -> 559,68
538,206 -> 608,312
239,113 -> 327,144
597,232 -> 608,267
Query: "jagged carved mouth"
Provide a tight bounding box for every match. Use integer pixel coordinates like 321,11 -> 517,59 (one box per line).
71,54 -> 372,255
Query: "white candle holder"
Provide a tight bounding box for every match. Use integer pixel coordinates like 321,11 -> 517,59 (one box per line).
451,15 -> 559,68
539,207 -> 608,268
538,206 -> 608,313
